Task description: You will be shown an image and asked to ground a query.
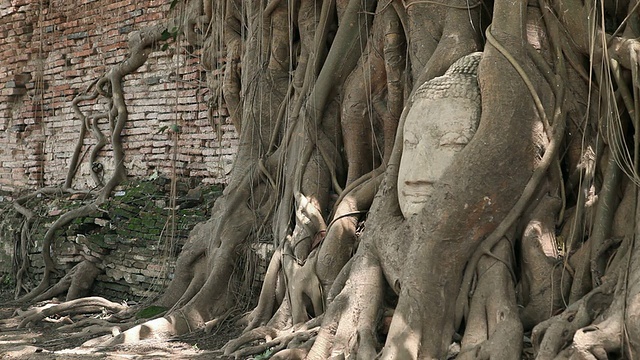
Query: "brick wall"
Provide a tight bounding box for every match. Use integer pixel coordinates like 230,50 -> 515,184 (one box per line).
21,180 -> 224,301
0,0 -> 236,193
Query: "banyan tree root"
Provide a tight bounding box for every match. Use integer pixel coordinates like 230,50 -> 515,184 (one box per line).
223,319 -> 321,360
59,322 -> 132,340
242,173 -> 381,335
240,246 -> 286,332
518,193 -> 567,330
153,220 -> 210,310
30,260 -> 102,303
531,263 -> 635,360
17,296 -> 128,329
457,237 -> 523,360
16,203 -> 102,304
530,158 -> 640,358
11,187 -> 82,300
569,315 -> 624,359
306,248 -> 385,360
58,317 -> 135,336
90,174 -> 259,346
531,279 -> 616,359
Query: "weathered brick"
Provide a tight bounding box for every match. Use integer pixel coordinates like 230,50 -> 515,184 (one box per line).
67,31 -> 88,40
0,0 -> 236,195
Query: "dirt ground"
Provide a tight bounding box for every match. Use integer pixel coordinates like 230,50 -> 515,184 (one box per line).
0,291 -> 242,360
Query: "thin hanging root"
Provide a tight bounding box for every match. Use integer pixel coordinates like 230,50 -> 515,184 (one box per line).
17,297 -> 128,329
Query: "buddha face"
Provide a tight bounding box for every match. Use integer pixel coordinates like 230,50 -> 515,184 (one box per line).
397,97 -> 480,218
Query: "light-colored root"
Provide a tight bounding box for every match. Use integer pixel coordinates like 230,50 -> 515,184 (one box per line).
270,347 -> 311,360
570,316 -> 622,359
42,315 -> 74,325
223,326 -> 277,354
85,315 -> 179,348
287,257 -> 324,324
307,249 -> 384,360
17,296 -> 127,328
58,317 -> 134,334
223,317 -> 321,359
458,238 -> 522,360
65,323 -> 129,339
227,327 -> 318,360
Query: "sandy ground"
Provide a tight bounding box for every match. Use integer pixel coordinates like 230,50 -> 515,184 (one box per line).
0,291 -> 241,360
